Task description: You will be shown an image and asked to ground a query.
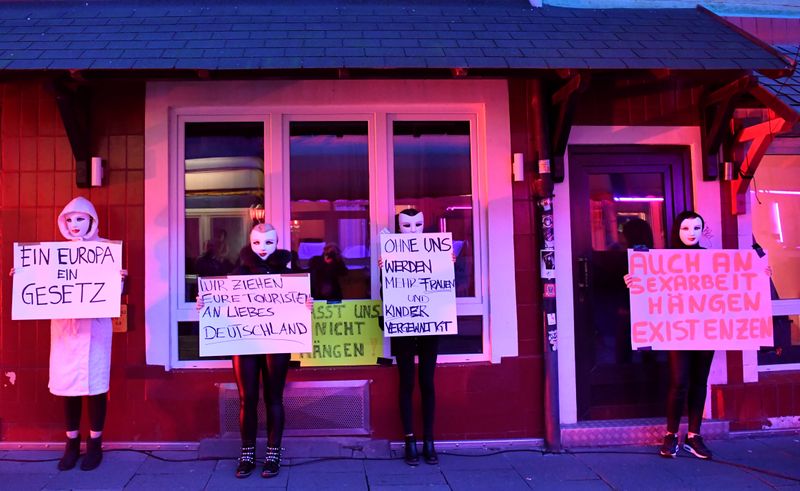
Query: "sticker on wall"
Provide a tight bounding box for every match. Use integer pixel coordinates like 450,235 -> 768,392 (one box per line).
547,329 -> 558,351
540,250 -> 555,279
547,313 -> 556,326
543,283 -> 556,298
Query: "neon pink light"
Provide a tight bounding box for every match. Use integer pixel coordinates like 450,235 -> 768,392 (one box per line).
613,197 -> 665,203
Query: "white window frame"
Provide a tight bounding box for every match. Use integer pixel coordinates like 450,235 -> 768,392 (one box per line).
144,80 -> 516,370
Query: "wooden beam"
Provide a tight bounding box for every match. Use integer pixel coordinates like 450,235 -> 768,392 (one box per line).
52,79 -> 92,187
549,72 -> 589,182
701,75 -> 755,181
730,116 -> 792,214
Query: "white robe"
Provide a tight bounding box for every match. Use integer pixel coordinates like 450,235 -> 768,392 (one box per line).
48,196 -> 115,396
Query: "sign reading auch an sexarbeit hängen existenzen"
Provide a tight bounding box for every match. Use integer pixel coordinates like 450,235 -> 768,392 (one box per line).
627,249 -> 773,351
380,232 -> 457,337
198,273 -> 312,357
12,241 -> 123,320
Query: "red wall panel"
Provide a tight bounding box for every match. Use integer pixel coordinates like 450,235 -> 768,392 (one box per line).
1,79 -> 546,442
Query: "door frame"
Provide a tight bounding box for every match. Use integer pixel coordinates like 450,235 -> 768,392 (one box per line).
568,144 -> 692,421
555,126 -> 727,425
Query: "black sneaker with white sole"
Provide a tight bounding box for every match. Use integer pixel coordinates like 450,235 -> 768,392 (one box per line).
659,433 -> 679,458
683,434 -> 712,460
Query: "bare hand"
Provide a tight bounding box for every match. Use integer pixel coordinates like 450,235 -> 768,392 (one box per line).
306,297 -> 314,312
196,296 -> 205,311
624,273 -> 635,288
378,257 -> 383,269
8,268 -> 15,276
452,253 -> 456,263
121,269 -> 128,277
702,225 -> 713,241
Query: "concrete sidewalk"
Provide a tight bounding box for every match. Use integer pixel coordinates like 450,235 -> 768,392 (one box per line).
2,433 -> 799,490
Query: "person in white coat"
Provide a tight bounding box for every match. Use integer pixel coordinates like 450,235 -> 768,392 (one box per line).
10,196 -> 126,471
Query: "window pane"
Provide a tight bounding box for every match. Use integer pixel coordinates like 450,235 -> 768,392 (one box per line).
183,121 -> 264,304
290,122 -> 371,300
393,121 -> 475,297
752,154 -> 800,365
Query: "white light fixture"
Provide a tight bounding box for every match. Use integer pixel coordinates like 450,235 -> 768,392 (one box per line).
90,157 -> 103,187
512,152 -> 524,182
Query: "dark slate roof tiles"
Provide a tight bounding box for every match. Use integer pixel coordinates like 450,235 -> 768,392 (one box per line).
0,0 -> 790,72
759,45 -> 800,112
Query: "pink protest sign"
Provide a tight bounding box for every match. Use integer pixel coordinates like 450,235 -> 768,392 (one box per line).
627,249 -> 773,351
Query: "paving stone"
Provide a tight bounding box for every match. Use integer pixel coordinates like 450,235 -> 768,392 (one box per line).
287,471 -> 368,491
5,473 -> 58,491
40,459 -> 141,490
370,486 -> 451,491
288,457 -> 365,473
204,459 -> 287,489
367,469 -> 448,486
0,451 -> 61,474
123,472 -> 212,491
135,452 -> 216,474
504,452 -> 598,482
444,468 -> 531,491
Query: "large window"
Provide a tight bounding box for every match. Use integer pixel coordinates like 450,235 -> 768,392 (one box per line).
392,120 -> 483,354
290,121 -> 371,299
144,80 -> 516,369
752,153 -> 800,369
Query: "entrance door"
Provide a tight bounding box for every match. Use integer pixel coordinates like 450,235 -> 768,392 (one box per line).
570,145 -> 692,421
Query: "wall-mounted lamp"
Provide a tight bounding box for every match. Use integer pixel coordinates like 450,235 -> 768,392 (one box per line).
512,152 -> 525,182
90,157 -> 104,187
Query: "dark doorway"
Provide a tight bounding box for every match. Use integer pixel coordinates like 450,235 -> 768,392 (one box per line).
570,145 -> 692,421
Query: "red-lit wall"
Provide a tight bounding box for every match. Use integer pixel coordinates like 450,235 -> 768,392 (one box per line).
0,79 -> 545,442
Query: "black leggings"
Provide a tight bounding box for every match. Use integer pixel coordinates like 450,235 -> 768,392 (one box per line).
393,336 -> 439,439
233,353 -> 290,447
64,393 -> 107,433
666,350 -> 714,434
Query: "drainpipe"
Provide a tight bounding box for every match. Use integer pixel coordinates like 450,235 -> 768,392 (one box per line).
531,79 -> 562,452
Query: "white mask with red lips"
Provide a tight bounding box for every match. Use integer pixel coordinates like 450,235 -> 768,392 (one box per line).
64,211 -> 92,240
250,227 -> 278,260
678,217 -> 703,247
398,211 -> 424,234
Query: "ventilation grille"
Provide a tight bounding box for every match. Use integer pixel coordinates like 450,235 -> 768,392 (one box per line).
218,380 -> 370,437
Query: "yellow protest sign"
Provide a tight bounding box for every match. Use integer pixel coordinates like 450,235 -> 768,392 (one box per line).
292,300 -> 384,367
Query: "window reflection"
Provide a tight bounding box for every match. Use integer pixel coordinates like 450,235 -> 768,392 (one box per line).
183,122 -> 264,303
393,121 -> 475,298
290,122 -> 370,300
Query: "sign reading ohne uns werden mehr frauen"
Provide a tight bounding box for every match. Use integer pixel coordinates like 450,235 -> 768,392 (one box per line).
380,232 -> 457,337
12,241 -> 123,320
198,273 -> 312,357
627,249 -> 773,351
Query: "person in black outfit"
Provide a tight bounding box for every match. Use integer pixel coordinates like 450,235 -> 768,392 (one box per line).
309,243 -> 348,301
625,211 -> 713,459
380,208 -> 444,466
198,222 -> 303,479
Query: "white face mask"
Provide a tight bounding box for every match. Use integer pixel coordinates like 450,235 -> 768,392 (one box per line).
678,217 -> 703,247
64,212 -> 92,239
250,228 -> 278,259
398,212 -> 424,234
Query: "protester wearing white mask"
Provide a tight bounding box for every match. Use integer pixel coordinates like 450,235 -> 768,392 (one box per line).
10,196 -> 126,471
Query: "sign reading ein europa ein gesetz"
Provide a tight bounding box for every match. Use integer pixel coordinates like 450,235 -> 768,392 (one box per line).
12,241 -> 123,320
198,273 -> 312,357
380,232 -> 457,338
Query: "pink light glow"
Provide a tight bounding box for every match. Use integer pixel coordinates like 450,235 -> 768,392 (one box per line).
613,196 -> 665,203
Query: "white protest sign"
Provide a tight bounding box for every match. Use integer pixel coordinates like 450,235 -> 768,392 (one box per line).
12,241 -> 123,320
198,273 -> 312,357
627,249 -> 773,351
380,232 -> 457,337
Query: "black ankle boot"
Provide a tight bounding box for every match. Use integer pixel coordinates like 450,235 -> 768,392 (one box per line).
261,445 -> 281,478
57,436 -> 81,471
235,445 -> 256,478
422,439 -> 438,465
80,436 -> 103,471
404,436 -> 419,466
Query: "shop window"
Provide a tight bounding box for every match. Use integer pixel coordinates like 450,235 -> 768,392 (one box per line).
144,80 -> 516,368
290,121 -> 371,299
752,154 -> 800,368
392,120 -> 484,354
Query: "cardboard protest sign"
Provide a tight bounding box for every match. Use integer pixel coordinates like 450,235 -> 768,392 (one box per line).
292,300 -> 384,367
12,241 -> 123,320
198,273 -> 312,357
627,249 -> 773,351
380,232 -> 457,337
